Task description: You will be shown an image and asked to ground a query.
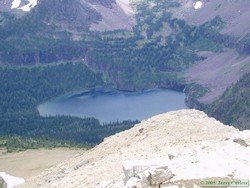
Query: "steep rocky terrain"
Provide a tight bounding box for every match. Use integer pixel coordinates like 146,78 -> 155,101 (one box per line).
90,0 -> 136,31
0,2 -> 250,185
182,0 -> 250,103
18,109 -> 250,188
0,0 -> 135,31
171,0 -> 250,37
186,50 -> 250,103
1,0 -> 248,98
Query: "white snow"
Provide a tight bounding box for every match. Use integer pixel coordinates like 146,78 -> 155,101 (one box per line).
19,0 -> 38,12
0,172 -> 25,188
194,1 -> 203,9
11,0 -> 38,12
11,0 -> 21,9
116,0 -> 134,16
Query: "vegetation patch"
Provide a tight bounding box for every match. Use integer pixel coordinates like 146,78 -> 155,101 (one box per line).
207,73 -> 250,129
184,83 -> 208,109
191,38 -> 224,52
0,64 -> 137,151
1,0 -> 249,150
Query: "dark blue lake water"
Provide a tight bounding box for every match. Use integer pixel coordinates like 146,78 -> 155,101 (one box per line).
38,89 -> 187,123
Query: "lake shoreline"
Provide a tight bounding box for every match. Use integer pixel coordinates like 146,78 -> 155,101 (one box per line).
38,88 -> 187,124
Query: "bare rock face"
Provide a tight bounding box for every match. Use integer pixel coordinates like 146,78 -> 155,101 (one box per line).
170,0 -> 250,37
231,130 -> 250,147
19,109 -> 250,188
0,0 -> 135,31
90,0 -> 136,31
122,159 -> 173,188
0,176 -> 7,188
31,0 -> 102,29
89,0 -> 116,8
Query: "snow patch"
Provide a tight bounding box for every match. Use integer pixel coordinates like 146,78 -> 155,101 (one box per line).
194,1 -> 203,9
0,172 -> 24,188
116,0 -> 134,16
11,0 -> 38,12
11,0 -> 21,9
19,0 -> 38,12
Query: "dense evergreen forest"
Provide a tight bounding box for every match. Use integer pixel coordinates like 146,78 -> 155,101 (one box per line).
1,0 -> 250,151
207,73 -> 250,130
0,64 -> 136,152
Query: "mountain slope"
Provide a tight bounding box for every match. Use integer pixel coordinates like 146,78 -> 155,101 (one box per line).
0,0 -> 250,150
90,0 -> 136,31
182,0 -> 250,103
0,0 -> 135,31
19,109 -> 250,188
171,0 -> 250,37
185,49 -> 250,103
32,0 -> 101,29
176,1 -> 250,128
207,73 -> 250,130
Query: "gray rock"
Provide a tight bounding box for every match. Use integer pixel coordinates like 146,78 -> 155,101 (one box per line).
135,171 -> 151,188
74,160 -> 89,170
149,167 -> 173,186
139,128 -> 144,134
231,130 -> 250,147
123,160 -> 173,188
125,177 -> 141,188
0,177 -> 7,188
168,154 -> 175,160
122,159 -> 170,182
193,184 -> 201,188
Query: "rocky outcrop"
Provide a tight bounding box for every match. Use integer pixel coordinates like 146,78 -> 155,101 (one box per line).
0,172 -> 24,188
89,0 -> 116,8
19,109 -> 250,188
90,0 -> 136,31
230,130 -> 250,147
0,176 -> 7,188
32,0 -> 101,29
0,0 -> 135,32
122,159 -> 173,188
171,0 -> 250,37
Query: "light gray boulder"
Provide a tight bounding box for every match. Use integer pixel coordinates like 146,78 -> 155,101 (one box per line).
122,159 -> 173,188
149,166 -> 173,186
193,184 -> 201,188
125,177 -> 141,188
230,130 -> 250,147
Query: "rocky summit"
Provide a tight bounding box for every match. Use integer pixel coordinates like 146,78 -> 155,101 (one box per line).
18,109 -> 250,188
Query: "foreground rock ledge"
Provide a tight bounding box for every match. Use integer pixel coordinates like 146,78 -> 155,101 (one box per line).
19,109 -> 250,188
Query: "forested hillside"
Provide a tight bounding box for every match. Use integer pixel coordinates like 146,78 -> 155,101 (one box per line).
207,73 -> 250,130
0,64 -> 136,152
0,0 -> 250,151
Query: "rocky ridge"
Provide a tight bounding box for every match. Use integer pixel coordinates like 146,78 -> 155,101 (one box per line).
0,0 -> 136,32
19,109 -> 250,188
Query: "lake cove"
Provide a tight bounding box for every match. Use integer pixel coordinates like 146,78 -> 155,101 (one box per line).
38,89 -> 187,124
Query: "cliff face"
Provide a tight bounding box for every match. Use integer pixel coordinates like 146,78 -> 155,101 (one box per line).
19,109 -> 250,188
183,0 -> 250,104
172,0 -> 250,38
